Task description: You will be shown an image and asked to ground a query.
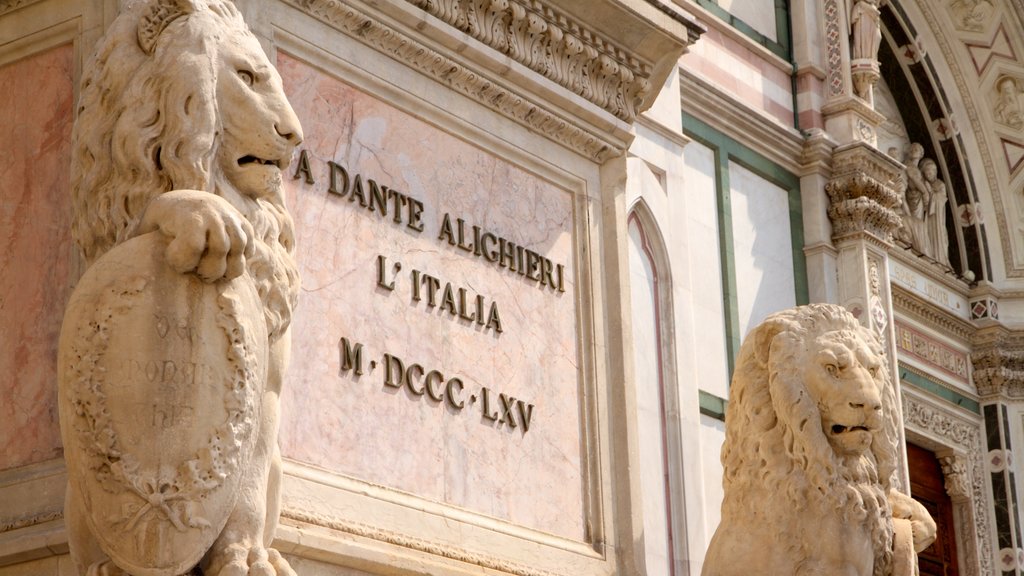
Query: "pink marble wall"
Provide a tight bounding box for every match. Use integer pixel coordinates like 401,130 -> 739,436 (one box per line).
0,45 -> 75,470
680,27 -> 795,127
278,53 -> 585,540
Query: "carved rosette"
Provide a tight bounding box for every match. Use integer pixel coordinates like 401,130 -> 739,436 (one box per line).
406,0 -> 653,122
825,143 -> 902,241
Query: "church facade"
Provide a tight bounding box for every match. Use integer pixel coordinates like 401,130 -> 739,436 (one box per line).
1,0 -> 1023,575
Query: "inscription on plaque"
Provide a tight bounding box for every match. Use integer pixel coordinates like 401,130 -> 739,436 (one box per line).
295,153 -> 563,434
280,53 -> 585,538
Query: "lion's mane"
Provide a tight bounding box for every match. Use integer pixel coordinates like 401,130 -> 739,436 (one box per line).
70,0 -> 298,339
720,304 -> 901,576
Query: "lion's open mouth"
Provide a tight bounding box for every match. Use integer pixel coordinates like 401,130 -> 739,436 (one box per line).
831,424 -> 870,434
238,155 -> 283,169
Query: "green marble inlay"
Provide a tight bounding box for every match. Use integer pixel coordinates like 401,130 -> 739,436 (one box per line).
699,390 -> 729,421
683,113 -> 807,379
692,0 -> 792,60
899,365 -> 980,414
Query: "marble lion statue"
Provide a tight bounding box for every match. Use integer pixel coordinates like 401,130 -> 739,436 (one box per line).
61,0 -> 301,574
702,304 -> 936,576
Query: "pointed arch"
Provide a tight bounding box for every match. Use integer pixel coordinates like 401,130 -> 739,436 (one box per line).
626,199 -> 689,575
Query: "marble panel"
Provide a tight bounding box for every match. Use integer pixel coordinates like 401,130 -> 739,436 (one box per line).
728,161 -> 796,338
277,53 -> 584,540
682,141 -> 729,400
0,44 -> 74,471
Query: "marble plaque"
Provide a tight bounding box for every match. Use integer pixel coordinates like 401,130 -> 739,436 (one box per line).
889,260 -> 969,319
0,44 -> 74,470
279,53 -> 584,540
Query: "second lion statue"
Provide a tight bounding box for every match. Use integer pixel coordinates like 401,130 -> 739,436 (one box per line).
58,0 -> 302,574
702,304 -> 936,576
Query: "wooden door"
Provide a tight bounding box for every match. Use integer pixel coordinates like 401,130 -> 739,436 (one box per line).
907,443 -> 960,576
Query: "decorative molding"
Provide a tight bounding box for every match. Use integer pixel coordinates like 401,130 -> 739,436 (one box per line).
963,24 -> 1016,77
0,0 -> 42,16
903,388 -> 992,576
0,510 -> 63,534
286,0 -> 625,162
405,0 -> 653,123
891,285 -> 975,342
680,68 -> 805,175
824,0 -> 846,97
825,143 -> 902,241
895,321 -> 970,383
281,507 -> 562,576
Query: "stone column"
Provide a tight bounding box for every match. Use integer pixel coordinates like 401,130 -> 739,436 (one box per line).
972,329 -> 1024,575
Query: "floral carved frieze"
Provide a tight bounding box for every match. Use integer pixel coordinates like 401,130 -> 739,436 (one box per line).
406,0 -> 654,123
825,144 -> 903,241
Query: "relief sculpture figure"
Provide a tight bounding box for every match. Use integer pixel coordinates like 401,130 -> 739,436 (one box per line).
994,76 -> 1024,130
922,159 -> 951,268
702,304 -> 936,576
902,143 -> 929,255
58,0 -> 302,574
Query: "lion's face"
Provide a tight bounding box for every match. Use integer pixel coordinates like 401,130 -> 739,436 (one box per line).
214,31 -> 303,201
805,330 -> 885,457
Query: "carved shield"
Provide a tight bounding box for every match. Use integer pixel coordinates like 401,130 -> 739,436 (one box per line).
58,232 -> 268,576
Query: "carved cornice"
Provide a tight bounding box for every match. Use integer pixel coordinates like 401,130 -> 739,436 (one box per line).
281,507 -> 561,576
970,325 -> 1024,399
0,0 -> 41,16
406,0 -> 653,123
825,143 -> 902,241
288,0 -> 624,161
891,285 -> 975,342
800,129 -> 837,176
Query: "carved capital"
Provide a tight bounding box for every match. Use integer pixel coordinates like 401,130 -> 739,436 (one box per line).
939,454 -> 971,502
825,143 -> 902,241
970,327 -> 1024,399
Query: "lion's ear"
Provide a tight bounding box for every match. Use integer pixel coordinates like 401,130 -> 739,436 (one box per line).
750,316 -> 800,366
137,0 -> 196,54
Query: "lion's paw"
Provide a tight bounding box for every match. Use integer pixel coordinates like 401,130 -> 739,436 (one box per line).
205,544 -> 296,576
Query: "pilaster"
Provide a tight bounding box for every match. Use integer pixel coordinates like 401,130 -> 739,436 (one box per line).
824,141 -> 908,485
972,327 -> 1024,575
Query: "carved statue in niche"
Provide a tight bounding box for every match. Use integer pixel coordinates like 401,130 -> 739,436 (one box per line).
949,0 -> 993,32
702,304 -> 936,576
849,0 -> 882,104
922,159 -> 951,268
902,143 -> 930,254
994,76 -> 1024,130
58,1 -> 302,575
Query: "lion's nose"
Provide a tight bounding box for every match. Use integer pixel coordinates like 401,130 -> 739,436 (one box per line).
275,121 -> 302,146
850,400 -> 882,412
274,107 -> 304,147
